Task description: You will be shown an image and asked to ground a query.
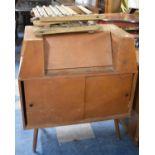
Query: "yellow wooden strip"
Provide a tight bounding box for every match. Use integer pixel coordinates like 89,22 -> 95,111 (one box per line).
43,6 -> 54,16
61,5 -> 78,15
56,5 -> 70,16
32,8 -> 41,17
36,6 -> 44,17
69,5 -> 84,14
49,5 -> 63,16
33,20 -> 65,26
77,5 -> 92,14
40,7 -> 48,17
48,6 -> 57,16
67,6 -> 78,15
39,14 -> 104,22
34,25 -> 102,36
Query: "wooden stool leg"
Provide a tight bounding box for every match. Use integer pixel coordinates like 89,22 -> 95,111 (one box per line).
33,128 -> 38,152
114,119 -> 121,139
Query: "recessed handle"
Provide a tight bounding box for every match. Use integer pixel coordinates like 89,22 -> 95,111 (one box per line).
125,93 -> 129,97
29,103 -> 34,107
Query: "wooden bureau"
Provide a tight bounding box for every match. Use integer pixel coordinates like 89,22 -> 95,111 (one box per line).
18,25 -> 137,151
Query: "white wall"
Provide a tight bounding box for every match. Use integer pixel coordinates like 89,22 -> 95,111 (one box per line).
75,0 -> 96,6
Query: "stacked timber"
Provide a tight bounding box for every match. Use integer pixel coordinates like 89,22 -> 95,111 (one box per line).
31,5 -> 139,36
31,5 -> 103,36
32,5 -> 93,18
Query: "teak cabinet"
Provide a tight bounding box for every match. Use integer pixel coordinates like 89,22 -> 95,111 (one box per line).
18,25 -> 137,130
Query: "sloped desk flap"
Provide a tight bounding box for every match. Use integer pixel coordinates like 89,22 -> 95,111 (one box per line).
44,31 -> 113,70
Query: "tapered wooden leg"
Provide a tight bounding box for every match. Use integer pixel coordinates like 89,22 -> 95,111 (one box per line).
33,128 -> 38,152
114,119 -> 121,139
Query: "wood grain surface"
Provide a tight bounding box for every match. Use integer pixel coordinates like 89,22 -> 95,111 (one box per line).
18,25 -> 138,129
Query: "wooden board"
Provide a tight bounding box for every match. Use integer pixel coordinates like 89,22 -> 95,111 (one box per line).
32,13 -> 139,27
34,25 -> 101,36
85,74 -> 133,118
44,31 -> 113,70
39,14 -> 104,22
23,74 -> 134,128
24,77 -> 85,127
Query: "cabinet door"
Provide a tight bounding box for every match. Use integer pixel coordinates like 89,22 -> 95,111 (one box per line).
24,77 -> 85,127
85,74 -> 133,119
